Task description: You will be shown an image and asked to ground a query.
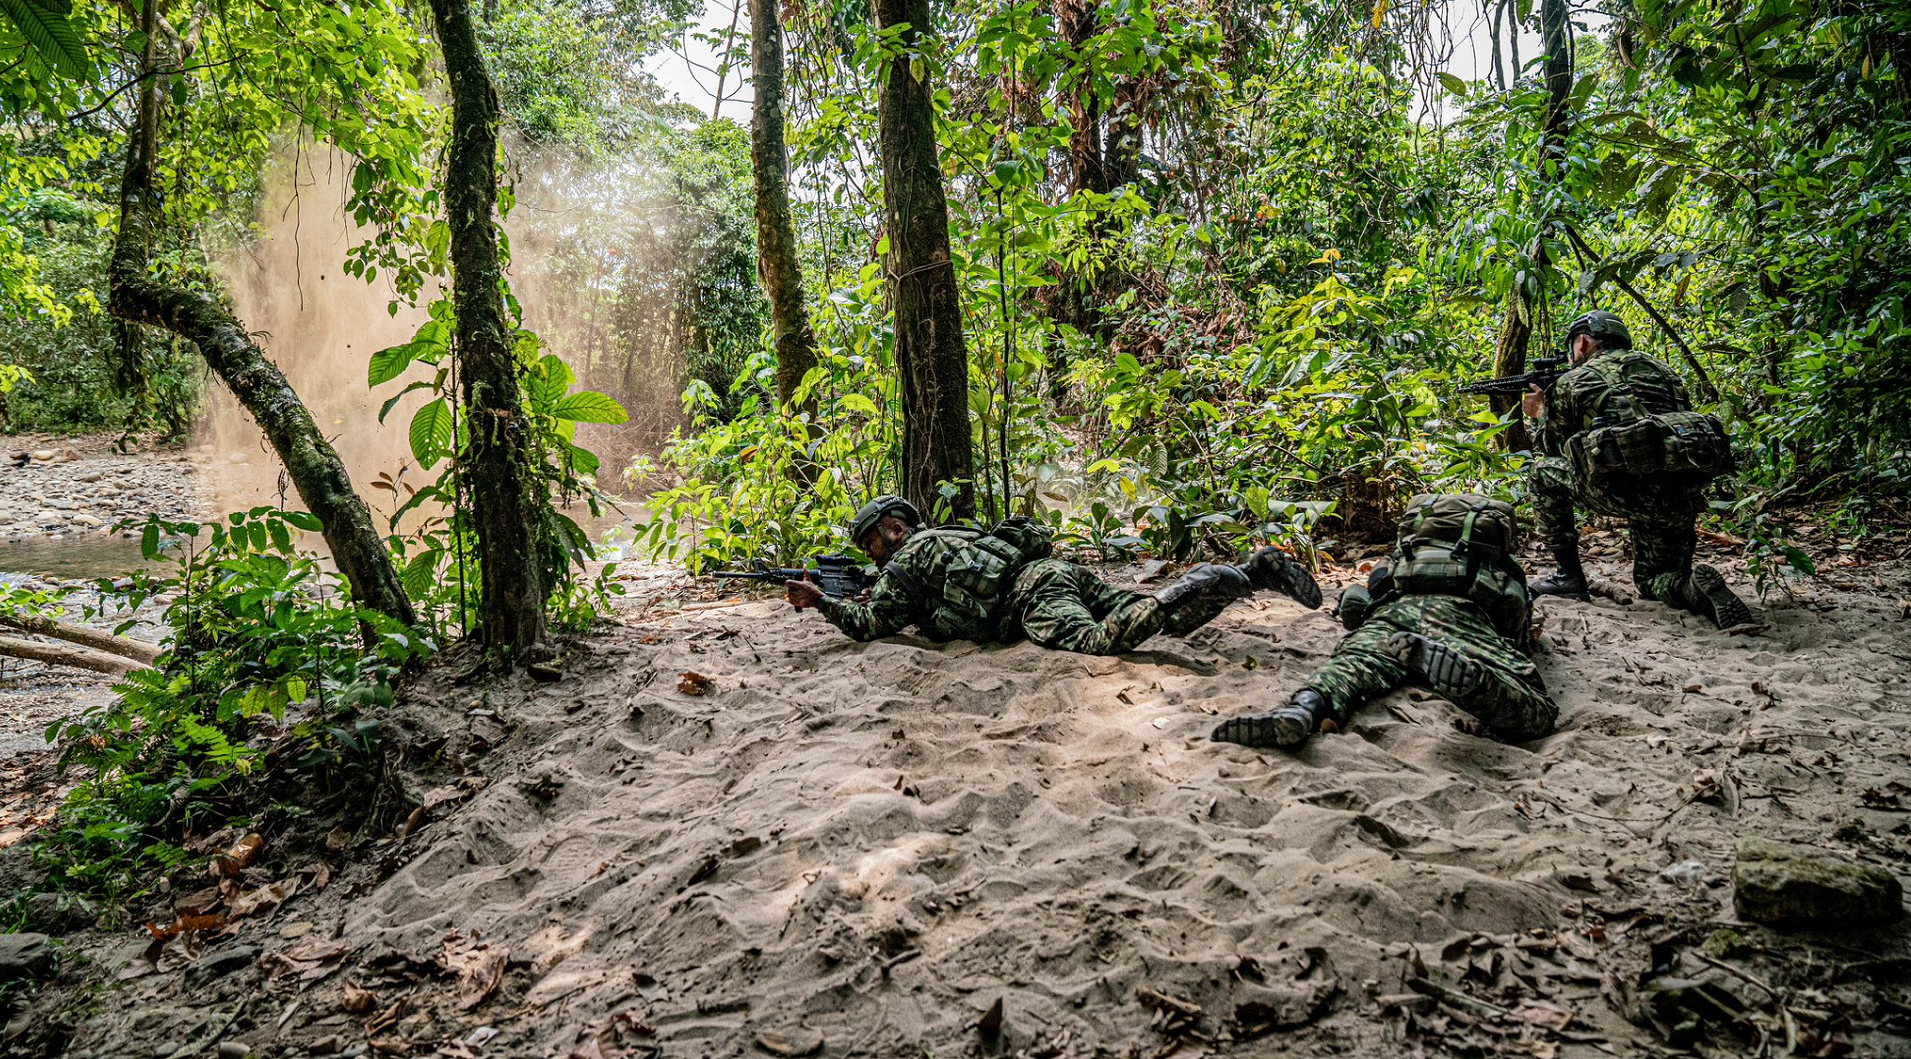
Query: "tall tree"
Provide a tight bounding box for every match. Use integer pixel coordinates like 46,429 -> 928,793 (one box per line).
874,0 -> 976,520
107,8 -> 415,627
428,0 -> 552,659
750,0 -> 819,413
1490,0 -> 1571,451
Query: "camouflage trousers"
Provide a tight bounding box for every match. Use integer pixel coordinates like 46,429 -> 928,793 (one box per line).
1302,594 -> 1556,741
1528,455 -> 1704,602
1004,558 -> 1231,655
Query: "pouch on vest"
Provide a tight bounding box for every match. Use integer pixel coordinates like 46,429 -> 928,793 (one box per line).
1387,493 -> 1530,641
1569,411 -> 1733,487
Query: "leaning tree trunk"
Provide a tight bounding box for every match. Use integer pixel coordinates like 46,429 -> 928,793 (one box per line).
428,0 -> 551,661
875,0 -> 976,520
750,0 -> 820,415
107,24 -> 415,627
1491,0 -> 1571,452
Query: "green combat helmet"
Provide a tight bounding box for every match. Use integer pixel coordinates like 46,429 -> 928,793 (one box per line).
1566,309 -> 1633,349
848,494 -> 923,545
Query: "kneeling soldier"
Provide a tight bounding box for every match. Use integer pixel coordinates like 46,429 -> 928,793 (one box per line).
787,495 -> 1323,654
1212,493 -> 1558,749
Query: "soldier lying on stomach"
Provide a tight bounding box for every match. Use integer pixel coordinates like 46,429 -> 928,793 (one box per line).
1212,494 -> 1559,750
786,495 -> 1323,654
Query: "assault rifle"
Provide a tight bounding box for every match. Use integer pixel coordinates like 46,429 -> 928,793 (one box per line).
712,555 -> 875,599
1456,355 -> 1569,397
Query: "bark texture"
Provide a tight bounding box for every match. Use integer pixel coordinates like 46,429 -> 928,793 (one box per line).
0,634 -> 148,677
1490,0 -> 1571,452
0,613 -> 160,665
429,0 -> 552,660
750,0 -> 820,413
106,26 -> 415,627
875,0 -> 976,520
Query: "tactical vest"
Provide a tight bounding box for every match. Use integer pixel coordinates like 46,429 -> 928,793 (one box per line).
1563,353 -> 1734,488
1341,493 -> 1529,641
887,517 -> 1054,641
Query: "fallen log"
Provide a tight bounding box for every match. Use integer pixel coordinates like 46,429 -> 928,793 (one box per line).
0,613 -> 162,665
0,634 -> 149,677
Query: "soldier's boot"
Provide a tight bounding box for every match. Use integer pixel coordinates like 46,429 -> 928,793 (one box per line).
1382,631 -> 1488,704
1211,689 -> 1333,750
1529,543 -> 1591,602
1242,547 -> 1323,610
1153,563 -> 1253,634
1669,564 -> 1754,629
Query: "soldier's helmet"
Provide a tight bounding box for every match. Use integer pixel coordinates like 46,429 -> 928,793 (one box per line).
848,494 -> 923,546
1566,309 -> 1633,349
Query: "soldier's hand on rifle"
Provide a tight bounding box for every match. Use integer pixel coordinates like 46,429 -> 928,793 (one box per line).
1522,383 -> 1546,419
786,580 -> 825,610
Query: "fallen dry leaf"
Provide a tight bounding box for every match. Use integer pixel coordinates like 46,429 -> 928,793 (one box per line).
678,671 -> 712,695
227,878 -> 297,920
343,981 -> 377,1014
212,833 -> 264,877
325,826 -> 352,852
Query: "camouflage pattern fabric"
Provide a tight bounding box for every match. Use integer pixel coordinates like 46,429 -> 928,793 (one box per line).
1301,594 -> 1556,741
817,529 -> 967,642
1004,558 -> 1165,654
1528,347 -> 1710,602
819,542 -> 1223,653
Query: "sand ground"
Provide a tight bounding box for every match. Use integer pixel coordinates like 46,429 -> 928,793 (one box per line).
13,545 -> 1909,1059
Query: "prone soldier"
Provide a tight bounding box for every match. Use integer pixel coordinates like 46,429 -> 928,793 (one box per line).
1211,494 -> 1558,749
786,495 -> 1324,654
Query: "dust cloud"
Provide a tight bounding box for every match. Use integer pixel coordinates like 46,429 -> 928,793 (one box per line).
203,140 -> 691,530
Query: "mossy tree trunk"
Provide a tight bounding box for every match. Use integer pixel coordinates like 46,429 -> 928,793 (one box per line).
750,0 -> 820,415
875,0 -> 976,520
428,0 -> 552,661
106,22 -> 415,627
1490,0 -> 1571,452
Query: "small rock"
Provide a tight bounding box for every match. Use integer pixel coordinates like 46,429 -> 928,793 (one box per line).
70,514 -> 104,528
189,944 -> 262,981
215,1042 -> 251,1059
0,932 -> 55,982
78,472 -> 103,484
152,1042 -> 183,1059
34,511 -> 63,524
753,1028 -> 824,1056
1733,837 -> 1904,928
28,450 -> 55,462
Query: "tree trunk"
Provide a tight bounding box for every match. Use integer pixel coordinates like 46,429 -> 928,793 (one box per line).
0,634 -> 147,677
0,613 -> 160,665
1490,0 -> 1571,452
106,24 -> 415,628
429,0 -> 552,660
875,0 -> 976,520
750,0 -> 820,414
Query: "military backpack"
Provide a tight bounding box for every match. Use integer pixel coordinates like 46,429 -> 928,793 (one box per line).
1340,493 -> 1529,641
899,516 -> 1055,640
1563,353 -> 1734,488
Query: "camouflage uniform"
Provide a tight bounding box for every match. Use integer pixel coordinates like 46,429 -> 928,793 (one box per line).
1528,349 -> 1707,602
1303,594 -> 1556,740
819,537 -> 1230,653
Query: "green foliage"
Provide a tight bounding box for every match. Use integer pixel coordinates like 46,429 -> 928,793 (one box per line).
33,511 -> 430,910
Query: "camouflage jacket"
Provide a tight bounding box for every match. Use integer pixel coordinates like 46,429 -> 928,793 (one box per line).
1530,349 -> 1692,457
817,528 -> 1003,643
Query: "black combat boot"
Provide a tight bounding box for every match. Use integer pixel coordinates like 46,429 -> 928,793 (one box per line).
1670,564 -> 1754,629
1382,631 -> 1487,704
1154,563 -> 1253,612
1529,542 -> 1590,601
1242,547 -> 1323,609
1211,689 -> 1331,749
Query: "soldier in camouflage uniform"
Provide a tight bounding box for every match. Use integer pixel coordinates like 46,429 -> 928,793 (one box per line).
786,495 -> 1323,653
1211,558 -> 1557,750
1524,310 -> 1752,628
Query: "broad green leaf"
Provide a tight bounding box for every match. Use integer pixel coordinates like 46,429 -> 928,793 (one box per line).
550,391 -> 629,425
409,397 -> 454,468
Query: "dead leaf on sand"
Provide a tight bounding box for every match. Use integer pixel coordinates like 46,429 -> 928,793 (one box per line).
325,826 -> 353,852
211,832 -> 264,877
342,981 -> 377,1013
441,930 -> 509,1011
678,671 -> 713,695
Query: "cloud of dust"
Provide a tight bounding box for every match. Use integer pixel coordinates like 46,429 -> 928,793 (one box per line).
204,140 -> 693,530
